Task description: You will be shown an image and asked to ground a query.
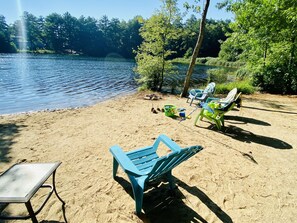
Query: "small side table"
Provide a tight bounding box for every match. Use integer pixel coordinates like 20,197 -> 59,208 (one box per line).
0,162 -> 67,223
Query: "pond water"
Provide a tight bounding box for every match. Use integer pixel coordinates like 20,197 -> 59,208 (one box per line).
0,54 -> 214,115
0,54 -> 138,115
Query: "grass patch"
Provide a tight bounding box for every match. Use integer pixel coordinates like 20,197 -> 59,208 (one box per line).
172,57 -> 245,68
215,80 -> 256,95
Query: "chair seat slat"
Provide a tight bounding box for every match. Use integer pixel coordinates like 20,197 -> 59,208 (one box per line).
126,146 -> 155,159
135,158 -> 159,172
130,153 -> 159,165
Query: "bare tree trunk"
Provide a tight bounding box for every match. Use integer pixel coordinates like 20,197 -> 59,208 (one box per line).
180,0 -> 210,97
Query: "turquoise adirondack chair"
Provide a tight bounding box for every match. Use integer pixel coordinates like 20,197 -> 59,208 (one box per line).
187,82 -> 216,106
194,92 -> 242,130
109,134 -> 203,215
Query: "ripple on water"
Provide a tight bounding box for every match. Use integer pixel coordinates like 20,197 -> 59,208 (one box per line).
0,54 -> 138,115
0,54 -> 212,115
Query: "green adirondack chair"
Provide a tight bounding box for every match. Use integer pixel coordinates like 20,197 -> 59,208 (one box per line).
109,134 -> 203,215
194,91 -> 242,130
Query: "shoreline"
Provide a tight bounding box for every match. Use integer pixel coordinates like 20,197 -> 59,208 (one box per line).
0,91 -> 137,117
2,91 -> 295,118
1,92 -> 297,222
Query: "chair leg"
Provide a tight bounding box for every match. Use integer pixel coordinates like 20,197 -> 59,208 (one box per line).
25,202 -> 38,223
221,116 -> 225,127
165,170 -> 176,190
215,119 -> 222,130
112,158 -> 119,179
194,109 -> 204,126
129,176 -> 145,215
194,114 -> 199,126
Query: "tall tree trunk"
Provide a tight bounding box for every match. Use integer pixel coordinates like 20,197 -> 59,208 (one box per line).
180,0 -> 210,97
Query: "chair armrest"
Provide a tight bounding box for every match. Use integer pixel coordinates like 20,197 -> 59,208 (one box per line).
194,92 -> 203,97
152,134 -> 182,152
206,97 -> 219,103
196,92 -> 208,100
189,89 -> 203,98
201,103 -> 215,114
110,145 -> 143,177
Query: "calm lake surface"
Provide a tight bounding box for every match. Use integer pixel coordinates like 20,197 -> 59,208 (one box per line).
0,54 -> 212,115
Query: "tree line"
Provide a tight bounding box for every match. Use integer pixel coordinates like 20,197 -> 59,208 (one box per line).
0,12 -> 230,59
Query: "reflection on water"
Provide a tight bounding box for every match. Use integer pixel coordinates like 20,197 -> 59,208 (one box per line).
0,54 -> 214,115
0,54 -> 137,115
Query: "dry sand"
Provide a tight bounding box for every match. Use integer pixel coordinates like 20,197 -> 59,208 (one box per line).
0,92 -> 297,223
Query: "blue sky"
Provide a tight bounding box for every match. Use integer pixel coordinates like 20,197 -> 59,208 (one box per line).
0,0 -> 233,24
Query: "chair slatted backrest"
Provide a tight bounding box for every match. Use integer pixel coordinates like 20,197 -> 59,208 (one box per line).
217,92 -> 242,112
219,88 -> 237,104
126,146 -> 160,173
147,146 -> 203,182
203,82 -> 216,95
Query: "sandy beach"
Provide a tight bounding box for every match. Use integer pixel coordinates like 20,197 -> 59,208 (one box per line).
0,92 -> 297,223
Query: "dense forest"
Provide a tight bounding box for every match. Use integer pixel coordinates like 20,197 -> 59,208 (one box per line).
0,12 -> 230,59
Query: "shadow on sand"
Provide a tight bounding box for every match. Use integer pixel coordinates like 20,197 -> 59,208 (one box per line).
0,123 -> 27,164
224,115 -> 271,126
40,221 -> 64,223
40,221 -> 65,223
115,176 -> 233,223
241,105 -> 297,115
215,125 -> 292,150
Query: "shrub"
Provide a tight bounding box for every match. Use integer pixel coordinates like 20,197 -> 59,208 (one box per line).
215,80 -> 256,95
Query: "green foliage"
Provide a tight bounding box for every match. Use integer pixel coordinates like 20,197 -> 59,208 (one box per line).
172,57 -> 191,64
172,57 -> 245,68
196,57 -> 207,64
136,54 -> 177,90
44,13 -> 64,52
205,57 -> 245,68
207,68 -> 229,84
0,15 -> 17,53
135,0 -> 180,91
1,9 -> 231,59
183,47 -> 193,58
220,0 -> 297,94
23,12 -> 45,51
178,17 -> 231,58
253,63 -> 297,94
215,80 -> 256,95
218,34 -> 243,62
235,67 -> 250,80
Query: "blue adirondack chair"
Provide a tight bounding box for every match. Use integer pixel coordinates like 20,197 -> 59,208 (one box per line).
109,134 -> 203,215
187,82 -> 216,106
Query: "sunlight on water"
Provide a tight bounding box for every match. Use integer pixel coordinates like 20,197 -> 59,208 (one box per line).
0,54 -> 212,115
0,55 -> 138,115
16,0 -> 28,50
